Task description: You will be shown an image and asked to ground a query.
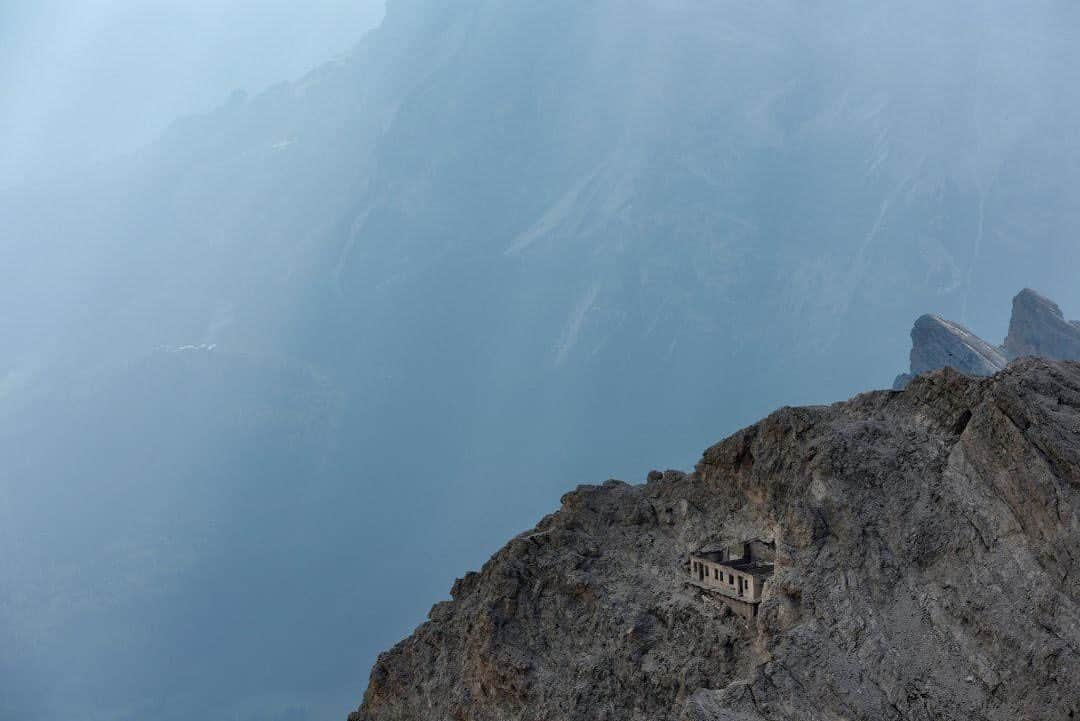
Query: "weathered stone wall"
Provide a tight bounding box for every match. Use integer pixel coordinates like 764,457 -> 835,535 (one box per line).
691,558 -> 761,603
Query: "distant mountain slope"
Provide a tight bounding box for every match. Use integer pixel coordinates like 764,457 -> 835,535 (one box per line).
352,358 -> 1080,721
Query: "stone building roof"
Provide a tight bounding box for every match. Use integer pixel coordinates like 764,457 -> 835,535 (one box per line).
720,557 -> 774,579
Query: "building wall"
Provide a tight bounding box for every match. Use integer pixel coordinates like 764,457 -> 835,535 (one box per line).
722,596 -> 758,621
690,558 -> 762,603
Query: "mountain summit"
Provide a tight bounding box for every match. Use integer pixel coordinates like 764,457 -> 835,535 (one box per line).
894,289 -> 1080,388
350,358 -> 1080,721
1005,288 -> 1080,361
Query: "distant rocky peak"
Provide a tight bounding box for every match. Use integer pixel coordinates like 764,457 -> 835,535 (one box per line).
894,289 -> 1080,389
1004,288 -> 1080,361
893,313 -> 1006,389
910,313 -> 1006,376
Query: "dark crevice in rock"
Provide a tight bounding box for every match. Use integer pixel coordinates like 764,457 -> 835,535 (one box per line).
951,409 -> 973,436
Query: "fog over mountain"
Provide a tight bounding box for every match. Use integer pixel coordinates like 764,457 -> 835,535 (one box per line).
0,0 -> 385,187
2,2 -> 1080,720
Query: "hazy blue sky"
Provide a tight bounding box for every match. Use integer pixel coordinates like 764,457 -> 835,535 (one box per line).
0,1 -> 385,186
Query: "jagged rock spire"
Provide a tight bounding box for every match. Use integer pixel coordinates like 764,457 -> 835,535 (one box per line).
1004,288 -> 1080,361
895,289 -> 1080,389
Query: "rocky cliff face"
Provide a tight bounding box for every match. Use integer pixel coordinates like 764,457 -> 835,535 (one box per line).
894,289 -> 1080,389
1005,288 -> 1080,362
351,358 -> 1080,721
892,314 -> 1007,389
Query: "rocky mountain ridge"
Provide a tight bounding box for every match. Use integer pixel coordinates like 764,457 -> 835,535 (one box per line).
894,288 -> 1080,389
350,357 -> 1080,720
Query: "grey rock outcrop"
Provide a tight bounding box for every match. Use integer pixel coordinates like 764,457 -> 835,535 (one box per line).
894,289 -> 1080,389
350,358 -> 1080,721
1004,288 -> 1080,361
892,314 -> 1007,389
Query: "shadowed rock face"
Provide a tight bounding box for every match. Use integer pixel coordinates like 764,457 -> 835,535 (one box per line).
350,359 -> 1080,721
895,290 -> 1080,389
1004,288 -> 1080,362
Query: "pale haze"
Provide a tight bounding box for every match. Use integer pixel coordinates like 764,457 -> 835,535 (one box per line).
2,2 -> 1079,721
0,1 -> 385,186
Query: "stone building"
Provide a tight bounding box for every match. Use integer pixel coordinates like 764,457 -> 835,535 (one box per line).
687,539 -> 775,619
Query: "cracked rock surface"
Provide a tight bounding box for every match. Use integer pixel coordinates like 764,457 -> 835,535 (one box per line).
351,359 -> 1080,721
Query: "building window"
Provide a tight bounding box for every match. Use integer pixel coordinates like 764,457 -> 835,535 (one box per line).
728,574 -> 734,584
714,568 -> 719,580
